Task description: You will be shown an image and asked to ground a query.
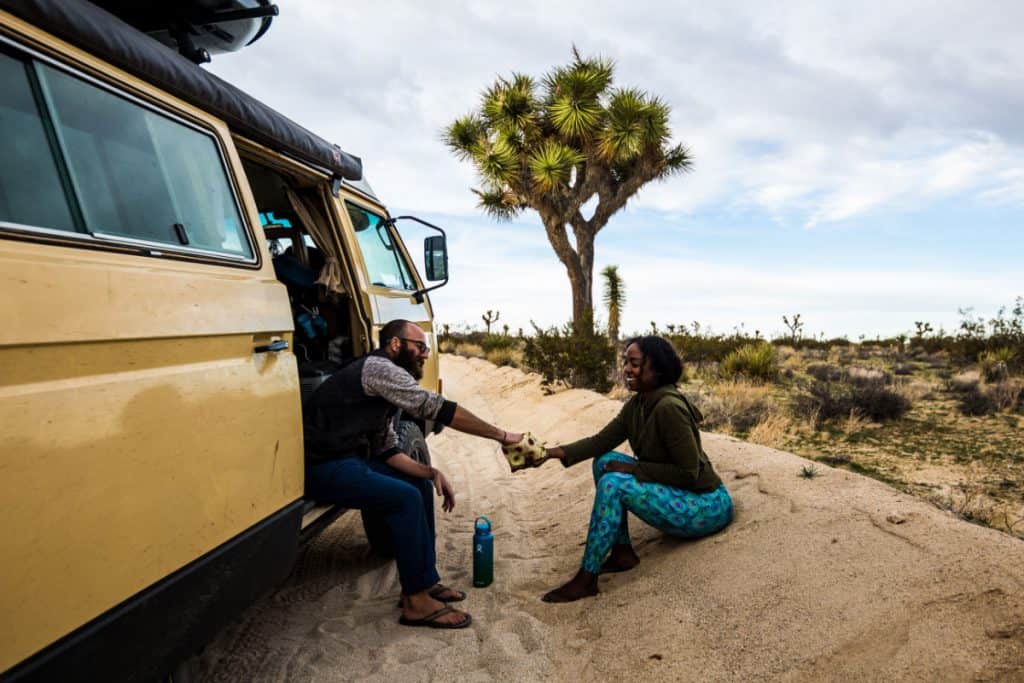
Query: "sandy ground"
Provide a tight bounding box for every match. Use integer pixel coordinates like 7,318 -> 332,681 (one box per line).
200,355 -> 1024,681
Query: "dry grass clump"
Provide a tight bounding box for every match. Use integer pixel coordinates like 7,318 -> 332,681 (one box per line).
695,380 -> 774,433
930,481 -> 1024,539
894,378 -> 938,402
840,409 -> 870,435
747,411 -> 793,449
439,338 -> 456,354
485,347 -> 523,368
454,342 -> 486,359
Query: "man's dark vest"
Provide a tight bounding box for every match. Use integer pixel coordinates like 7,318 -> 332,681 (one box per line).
302,350 -> 396,461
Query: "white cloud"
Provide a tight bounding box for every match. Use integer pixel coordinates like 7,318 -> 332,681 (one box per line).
205,2 -> 1024,336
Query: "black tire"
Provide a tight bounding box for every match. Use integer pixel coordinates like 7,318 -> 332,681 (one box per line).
166,654 -> 200,683
362,421 -> 431,557
398,420 -> 430,466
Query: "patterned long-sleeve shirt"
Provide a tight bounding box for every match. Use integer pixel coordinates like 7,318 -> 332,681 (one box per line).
361,354 -> 457,458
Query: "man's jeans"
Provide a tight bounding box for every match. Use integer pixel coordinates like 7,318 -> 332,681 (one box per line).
305,457 -> 440,595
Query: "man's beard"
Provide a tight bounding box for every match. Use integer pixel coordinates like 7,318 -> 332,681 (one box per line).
397,345 -> 424,380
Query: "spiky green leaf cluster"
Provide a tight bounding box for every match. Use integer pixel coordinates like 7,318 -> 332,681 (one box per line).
443,48 -> 691,219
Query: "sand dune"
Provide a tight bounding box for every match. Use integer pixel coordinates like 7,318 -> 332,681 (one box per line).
200,355 -> 1024,681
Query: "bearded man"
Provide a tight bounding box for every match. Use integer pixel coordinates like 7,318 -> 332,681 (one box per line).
302,319 -> 523,629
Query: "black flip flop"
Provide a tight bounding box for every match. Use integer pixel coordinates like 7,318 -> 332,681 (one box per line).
429,584 -> 467,602
396,584 -> 466,607
398,605 -> 473,629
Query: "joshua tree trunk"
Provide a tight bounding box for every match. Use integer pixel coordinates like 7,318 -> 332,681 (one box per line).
541,210 -> 597,332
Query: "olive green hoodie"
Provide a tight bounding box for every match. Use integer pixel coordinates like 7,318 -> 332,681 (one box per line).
560,385 -> 723,492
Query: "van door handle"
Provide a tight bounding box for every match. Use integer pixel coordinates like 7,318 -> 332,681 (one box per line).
254,339 -> 289,353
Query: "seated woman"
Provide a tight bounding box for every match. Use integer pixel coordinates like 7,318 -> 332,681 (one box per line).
542,336 -> 733,602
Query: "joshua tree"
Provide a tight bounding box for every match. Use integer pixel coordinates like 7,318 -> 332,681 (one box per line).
482,309 -> 500,334
444,48 -> 691,331
601,264 -> 625,343
782,314 -> 804,345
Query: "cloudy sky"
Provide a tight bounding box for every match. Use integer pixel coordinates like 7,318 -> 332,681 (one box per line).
209,1 -> 1024,339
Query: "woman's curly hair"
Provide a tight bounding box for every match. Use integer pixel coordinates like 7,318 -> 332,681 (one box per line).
623,335 -> 683,386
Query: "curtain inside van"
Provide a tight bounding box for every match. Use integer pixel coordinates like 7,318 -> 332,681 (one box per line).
285,187 -> 345,296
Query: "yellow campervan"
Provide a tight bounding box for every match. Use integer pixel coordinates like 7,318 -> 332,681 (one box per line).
0,1 -> 448,680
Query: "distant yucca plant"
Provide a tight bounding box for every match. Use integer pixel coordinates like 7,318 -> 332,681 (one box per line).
720,343 -> 778,382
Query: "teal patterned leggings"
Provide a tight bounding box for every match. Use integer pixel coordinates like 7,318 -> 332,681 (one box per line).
581,452 -> 733,573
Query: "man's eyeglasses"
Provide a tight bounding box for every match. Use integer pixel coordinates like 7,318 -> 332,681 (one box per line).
397,337 -> 429,353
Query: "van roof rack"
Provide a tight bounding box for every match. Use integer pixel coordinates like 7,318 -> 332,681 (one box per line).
88,0 -> 279,65
0,0 -> 362,181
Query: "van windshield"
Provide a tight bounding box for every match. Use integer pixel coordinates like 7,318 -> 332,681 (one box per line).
347,202 -> 416,291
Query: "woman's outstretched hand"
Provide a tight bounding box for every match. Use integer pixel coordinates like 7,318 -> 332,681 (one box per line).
545,446 -> 566,461
603,460 -> 638,474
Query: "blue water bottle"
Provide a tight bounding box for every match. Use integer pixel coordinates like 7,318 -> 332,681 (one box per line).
473,516 -> 493,588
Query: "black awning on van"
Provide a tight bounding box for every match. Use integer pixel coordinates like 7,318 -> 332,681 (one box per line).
0,0 -> 363,180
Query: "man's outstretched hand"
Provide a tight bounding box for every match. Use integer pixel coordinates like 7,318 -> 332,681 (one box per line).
502,432 -> 548,472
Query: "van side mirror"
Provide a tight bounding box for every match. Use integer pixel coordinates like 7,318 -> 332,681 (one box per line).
380,215 -> 450,303
424,235 -> 448,282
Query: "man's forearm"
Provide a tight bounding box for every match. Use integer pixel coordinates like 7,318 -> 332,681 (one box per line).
448,405 -> 506,441
384,452 -> 434,479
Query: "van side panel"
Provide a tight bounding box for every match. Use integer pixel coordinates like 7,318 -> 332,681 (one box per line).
0,240 -> 303,672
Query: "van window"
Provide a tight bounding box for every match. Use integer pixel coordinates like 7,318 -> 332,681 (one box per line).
347,201 -> 415,290
38,64 -> 252,258
0,51 -> 76,232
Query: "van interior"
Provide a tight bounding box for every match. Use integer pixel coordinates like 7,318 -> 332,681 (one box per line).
240,158 -> 365,404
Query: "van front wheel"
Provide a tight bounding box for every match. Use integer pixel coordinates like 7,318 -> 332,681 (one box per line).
398,421 -> 430,466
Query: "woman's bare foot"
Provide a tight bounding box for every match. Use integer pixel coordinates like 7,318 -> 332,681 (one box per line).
600,544 -> 640,574
402,592 -> 470,626
542,569 -> 599,603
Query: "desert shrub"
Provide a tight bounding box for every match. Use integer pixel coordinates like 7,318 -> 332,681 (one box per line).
439,338 -> 456,354
774,345 -> 797,362
979,347 -> 1015,382
720,343 -> 777,382
694,380 -> 774,433
989,379 -> 1024,412
806,362 -> 843,382
522,320 -> 616,392
485,347 -> 522,368
845,366 -> 893,387
947,371 -> 980,394
481,333 -> 520,353
892,362 -> 915,376
453,342 -> 485,359
956,384 -> 995,416
664,332 -> 749,367
792,379 -> 911,425
955,378 -> 1024,415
